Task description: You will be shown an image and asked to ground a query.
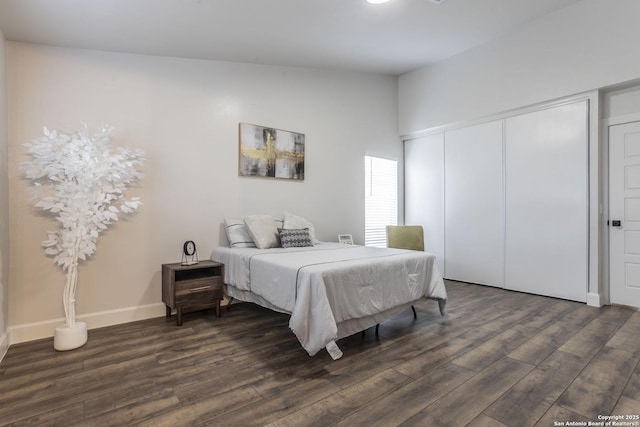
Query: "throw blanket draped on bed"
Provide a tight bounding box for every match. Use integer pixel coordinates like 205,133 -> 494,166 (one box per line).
212,243 -> 447,359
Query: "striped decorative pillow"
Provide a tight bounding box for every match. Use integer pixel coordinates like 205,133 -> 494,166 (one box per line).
224,218 -> 257,248
279,228 -> 313,248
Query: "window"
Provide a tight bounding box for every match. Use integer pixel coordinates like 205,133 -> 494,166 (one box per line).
365,156 -> 398,247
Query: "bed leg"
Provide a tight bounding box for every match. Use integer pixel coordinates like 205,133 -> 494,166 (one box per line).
411,305 -> 417,319
227,297 -> 234,311
375,324 -> 379,337
437,298 -> 446,316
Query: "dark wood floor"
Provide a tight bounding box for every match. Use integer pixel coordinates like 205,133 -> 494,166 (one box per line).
1,281 -> 639,426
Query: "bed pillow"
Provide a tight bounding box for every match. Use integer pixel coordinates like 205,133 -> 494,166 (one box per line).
243,215 -> 280,249
283,211 -> 318,243
224,218 -> 257,248
280,228 -> 313,248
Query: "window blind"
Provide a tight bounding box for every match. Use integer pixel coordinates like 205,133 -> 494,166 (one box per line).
365,156 -> 398,247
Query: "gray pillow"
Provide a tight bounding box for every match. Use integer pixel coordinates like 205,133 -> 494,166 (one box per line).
224,218 -> 257,248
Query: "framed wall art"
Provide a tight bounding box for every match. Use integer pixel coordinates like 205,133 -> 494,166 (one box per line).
238,123 -> 305,180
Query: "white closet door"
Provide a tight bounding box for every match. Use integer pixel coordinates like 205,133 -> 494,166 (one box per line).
445,120 -> 504,287
404,133 -> 445,272
504,101 -> 588,302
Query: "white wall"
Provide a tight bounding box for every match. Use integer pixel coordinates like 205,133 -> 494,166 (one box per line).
7,43 -> 399,343
0,28 -> 9,360
602,83 -> 640,120
399,0 -> 640,134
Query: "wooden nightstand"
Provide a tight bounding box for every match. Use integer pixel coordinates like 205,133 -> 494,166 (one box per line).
162,260 -> 224,326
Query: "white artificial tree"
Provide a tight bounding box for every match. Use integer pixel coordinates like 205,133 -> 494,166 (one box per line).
22,124 -> 144,344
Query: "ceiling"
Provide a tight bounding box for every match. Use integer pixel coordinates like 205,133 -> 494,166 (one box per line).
0,0 -> 583,76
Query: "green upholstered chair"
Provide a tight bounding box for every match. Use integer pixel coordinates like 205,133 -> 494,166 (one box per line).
386,225 -> 425,252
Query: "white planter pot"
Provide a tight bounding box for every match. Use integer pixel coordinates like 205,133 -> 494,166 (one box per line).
53,322 -> 88,351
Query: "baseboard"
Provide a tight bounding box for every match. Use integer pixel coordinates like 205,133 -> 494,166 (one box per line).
0,330 -> 9,363
8,302 -> 166,345
587,292 -> 602,307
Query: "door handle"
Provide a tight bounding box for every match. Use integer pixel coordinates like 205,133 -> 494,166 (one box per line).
611,220 -> 622,227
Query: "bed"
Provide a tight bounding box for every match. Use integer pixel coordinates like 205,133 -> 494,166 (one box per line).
211,242 -> 447,359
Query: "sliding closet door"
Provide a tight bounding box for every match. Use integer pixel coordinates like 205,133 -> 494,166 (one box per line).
504,101 -> 588,302
404,133 -> 445,272
445,121 -> 504,287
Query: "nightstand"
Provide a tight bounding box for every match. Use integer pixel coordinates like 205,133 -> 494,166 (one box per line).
162,260 -> 224,326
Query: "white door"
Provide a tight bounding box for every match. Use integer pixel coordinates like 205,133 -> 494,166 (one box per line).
504,101 -> 588,302
444,120 -> 504,287
404,133 -> 445,273
609,120 -> 640,308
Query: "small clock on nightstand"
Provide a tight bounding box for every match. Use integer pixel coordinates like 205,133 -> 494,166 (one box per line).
181,240 -> 198,265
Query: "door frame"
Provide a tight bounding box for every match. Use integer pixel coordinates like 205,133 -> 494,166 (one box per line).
603,112 -> 640,306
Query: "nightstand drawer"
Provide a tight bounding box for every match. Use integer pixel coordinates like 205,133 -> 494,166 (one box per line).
175,281 -> 223,302
175,277 -> 223,295
176,288 -> 223,307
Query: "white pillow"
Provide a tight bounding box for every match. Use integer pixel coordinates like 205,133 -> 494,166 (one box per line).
224,218 -> 257,248
283,211 -> 318,243
243,215 -> 280,249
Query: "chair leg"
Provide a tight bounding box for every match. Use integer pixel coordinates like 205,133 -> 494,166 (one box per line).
411,305 -> 417,319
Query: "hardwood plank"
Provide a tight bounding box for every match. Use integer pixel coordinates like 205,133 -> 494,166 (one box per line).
556,346 -> 639,417
612,395 -> 640,417
606,311 -> 640,356
1,322 -> 186,380
452,323 -> 538,372
75,387 -> 181,427
0,337 -> 56,367
394,295 -> 549,378
515,298 -> 582,330
559,306 -> 633,358
265,367 -> 412,427
468,414 -> 510,427
400,356 -> 534,426
10,403 -> 84,427
534,404 -> 591,427
484,349 -> 592,427
0,361 -> 84,392
137,386 -> 263,427
82,382 -> 181,418
333,362 -> 475,427
152,323 -> 295,366
321,352 -> 399,390
509,323 -> 575,365
0,355 -> 159,423
208,378 -> 343,426
621,359 -> 640,402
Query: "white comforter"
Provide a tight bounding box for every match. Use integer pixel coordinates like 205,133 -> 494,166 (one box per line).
212,243 -> 446,358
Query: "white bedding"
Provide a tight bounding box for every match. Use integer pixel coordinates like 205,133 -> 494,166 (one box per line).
211,242 -> 446,359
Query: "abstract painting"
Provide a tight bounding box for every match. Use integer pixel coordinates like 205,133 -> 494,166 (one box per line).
238,123 -> 305,180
